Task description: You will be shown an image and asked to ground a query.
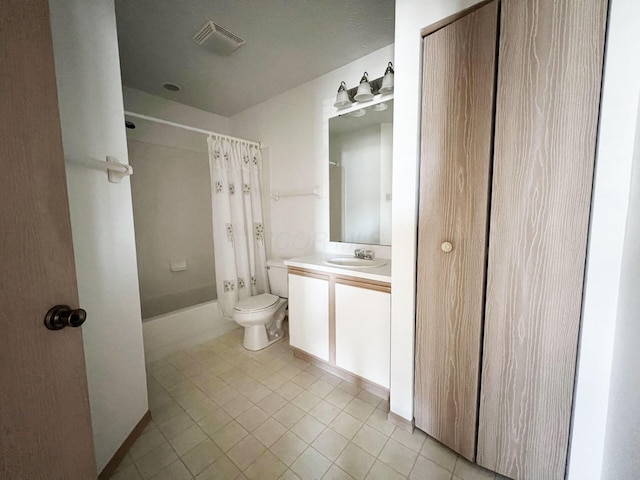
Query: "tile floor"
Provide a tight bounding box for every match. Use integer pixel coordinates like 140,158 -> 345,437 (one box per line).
110,327 -> 507,480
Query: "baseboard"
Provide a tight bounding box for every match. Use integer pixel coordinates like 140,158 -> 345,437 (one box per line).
387,410 -> 414,433
293,349 -> 390,401
98,411 -> 152,480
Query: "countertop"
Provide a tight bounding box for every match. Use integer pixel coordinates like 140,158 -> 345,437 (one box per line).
284,253 -> 391,283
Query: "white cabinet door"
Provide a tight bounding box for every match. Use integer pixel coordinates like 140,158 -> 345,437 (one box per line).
288,273 -> 330,361
335,283 -> 390,388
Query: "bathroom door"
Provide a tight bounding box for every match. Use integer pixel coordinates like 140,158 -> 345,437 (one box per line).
414,0 -> 499,462
0,0 -> 97,478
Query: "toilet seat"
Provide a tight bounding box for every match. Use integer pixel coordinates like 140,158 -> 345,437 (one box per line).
234,293 -> 279,313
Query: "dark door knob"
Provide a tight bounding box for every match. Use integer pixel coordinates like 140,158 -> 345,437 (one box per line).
44,305 -> 87,330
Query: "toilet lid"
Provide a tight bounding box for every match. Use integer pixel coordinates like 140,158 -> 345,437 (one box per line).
234,293 -> 279,313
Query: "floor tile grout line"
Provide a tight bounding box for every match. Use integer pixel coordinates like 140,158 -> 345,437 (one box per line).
127,459 -> 144,480
140,399 -> 200,479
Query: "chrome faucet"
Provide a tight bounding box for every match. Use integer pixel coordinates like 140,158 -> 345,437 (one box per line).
354,248 -> 374,260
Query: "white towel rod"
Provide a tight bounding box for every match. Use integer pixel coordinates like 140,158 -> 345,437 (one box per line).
106,156 -> 133,183
271,186 -> 322,201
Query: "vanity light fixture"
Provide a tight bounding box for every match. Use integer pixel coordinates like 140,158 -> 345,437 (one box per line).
372,102 -> 388,112
379,62 -> 394,94
348,109 -> 366,117
354,72 -> 374,102
333,62 -> 394,110
333,81 -> 352,109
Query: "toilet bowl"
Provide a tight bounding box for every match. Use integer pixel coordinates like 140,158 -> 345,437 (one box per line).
233,259 -> 288,351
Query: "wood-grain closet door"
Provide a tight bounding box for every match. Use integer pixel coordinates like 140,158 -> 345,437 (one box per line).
477,1 -> 608,479
414,1 -> 499,461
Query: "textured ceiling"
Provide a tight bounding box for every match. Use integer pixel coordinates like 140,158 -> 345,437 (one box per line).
115,0 -> 395,117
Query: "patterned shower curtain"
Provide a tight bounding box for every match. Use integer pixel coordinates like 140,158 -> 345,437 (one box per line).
207,135 -> 269,319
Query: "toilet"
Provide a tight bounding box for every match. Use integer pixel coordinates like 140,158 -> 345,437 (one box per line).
232,259 -> 288,351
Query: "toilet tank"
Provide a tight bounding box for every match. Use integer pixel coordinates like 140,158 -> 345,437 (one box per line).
267,259 -> 288,298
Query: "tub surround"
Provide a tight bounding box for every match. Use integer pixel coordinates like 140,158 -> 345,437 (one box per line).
127,135 -> 217,321
285,254 -> 392,400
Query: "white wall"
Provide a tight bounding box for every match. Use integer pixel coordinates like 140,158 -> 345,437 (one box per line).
390,0 -> 484,421
568,1 -> 640,478
48,0 -> 148,472
123,86 -> 231,135
230,45 -> 394,260
601,101 -> 640,480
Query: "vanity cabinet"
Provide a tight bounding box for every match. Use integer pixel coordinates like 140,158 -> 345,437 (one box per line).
287,263 -> 391,397
287,272 -> 330,361
335,283 -> 390,388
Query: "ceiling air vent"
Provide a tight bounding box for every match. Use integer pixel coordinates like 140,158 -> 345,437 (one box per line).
192,20 -> 245,56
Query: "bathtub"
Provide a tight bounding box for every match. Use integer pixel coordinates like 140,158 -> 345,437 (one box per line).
142,300 -> 238,362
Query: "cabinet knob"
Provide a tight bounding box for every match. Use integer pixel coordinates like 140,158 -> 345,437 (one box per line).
441,241 -> 453,253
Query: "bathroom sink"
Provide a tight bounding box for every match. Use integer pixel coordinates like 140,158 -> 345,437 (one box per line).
324,257 -> 387,268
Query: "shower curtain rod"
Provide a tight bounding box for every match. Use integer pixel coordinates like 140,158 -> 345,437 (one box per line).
123,111 -> 261,148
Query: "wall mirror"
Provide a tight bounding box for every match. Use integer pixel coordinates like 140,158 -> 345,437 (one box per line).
329,99 -> 393,246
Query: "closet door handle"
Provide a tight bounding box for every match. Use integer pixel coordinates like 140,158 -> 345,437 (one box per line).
441,241 -> 453,253
44,305 -> 87,330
